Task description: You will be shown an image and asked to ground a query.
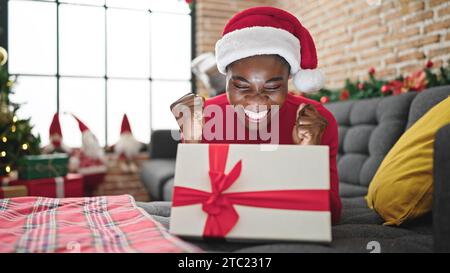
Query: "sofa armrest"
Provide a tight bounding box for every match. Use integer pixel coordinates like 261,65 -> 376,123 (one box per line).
149,130 -> 180,159
433,123 -> 450,252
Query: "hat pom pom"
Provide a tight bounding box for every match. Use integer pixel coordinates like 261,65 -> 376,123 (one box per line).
293,69 -> 325,93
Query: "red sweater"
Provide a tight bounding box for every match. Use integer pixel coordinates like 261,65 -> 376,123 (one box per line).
199,92 -> 342,224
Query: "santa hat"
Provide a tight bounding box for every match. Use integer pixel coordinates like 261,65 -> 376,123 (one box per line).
120,114 -> 132,135
49,113 -> 62,143
72,114 -> 89,132
44,112 -> 70,153
115,114 -> 141,160
215,6 -> 325,93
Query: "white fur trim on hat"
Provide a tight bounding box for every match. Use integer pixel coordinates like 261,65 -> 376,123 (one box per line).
293,69 -> 325,93
215,26 -> 301,75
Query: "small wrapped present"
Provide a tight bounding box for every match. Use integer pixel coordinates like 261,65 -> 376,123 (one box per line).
0,185 -> 28,198
17,154 -> 69,180
170,144 -> 332,243
2,174 -> 84,198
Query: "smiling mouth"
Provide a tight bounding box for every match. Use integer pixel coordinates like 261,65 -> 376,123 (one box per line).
243,109 -> 270,123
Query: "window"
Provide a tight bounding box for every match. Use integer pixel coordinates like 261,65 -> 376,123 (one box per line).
7,0 -> 192,147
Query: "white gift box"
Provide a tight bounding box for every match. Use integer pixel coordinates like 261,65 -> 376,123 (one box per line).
169,144 -> 332,243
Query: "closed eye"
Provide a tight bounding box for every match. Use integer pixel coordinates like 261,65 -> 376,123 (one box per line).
264,76 -> 284,91
264,85 -> 281,91
233,82 -> 250,89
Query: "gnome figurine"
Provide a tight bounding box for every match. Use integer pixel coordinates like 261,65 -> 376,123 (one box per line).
42,113 -> 71,154
72,114 -> 105,161
114,114 -> 142,173
68,114 -> 106,175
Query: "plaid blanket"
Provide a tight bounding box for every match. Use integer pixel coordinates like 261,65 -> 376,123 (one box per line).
0,195 -> 201,253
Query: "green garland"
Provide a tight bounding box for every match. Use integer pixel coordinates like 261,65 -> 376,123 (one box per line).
306,60 -> 450,104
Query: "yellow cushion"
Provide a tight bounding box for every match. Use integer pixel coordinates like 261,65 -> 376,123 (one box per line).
366,96 -> 450,226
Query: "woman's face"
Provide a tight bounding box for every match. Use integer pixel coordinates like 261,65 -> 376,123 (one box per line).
226,54 -> 290,129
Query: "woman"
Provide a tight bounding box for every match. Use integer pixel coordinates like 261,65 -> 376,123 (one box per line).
171,6 -> 341,224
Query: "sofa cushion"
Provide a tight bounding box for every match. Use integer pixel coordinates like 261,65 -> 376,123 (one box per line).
339,183 -> 368,197
349,99 -> 379,125
367,96 -> 450,225
407,85 -> 450,128
163,178 -> 175,201
231,226 -> 432,253
326,92 -> 417,197
337,126 -> 348,156
343,125 -> 375,154
136,201 -> 172,217
149,130 -> 180,159
340,197 -> 384,225
140,159 -> 176,200
329,100 -> 353,126
338,154 -> 368,185
137,199 -> 432,253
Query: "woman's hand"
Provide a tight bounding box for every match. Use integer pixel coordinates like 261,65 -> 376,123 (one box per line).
170,93 -> 204,143
292,103 -> 328,145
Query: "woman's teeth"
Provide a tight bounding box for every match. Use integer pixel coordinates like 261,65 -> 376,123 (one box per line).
244,109 -> 269,122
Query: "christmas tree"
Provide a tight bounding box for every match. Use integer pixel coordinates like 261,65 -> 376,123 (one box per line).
0,47 -> 41,177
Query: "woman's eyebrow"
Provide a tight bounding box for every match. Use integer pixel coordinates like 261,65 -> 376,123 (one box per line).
231,76 -> 249,82
266,76 -> 284,83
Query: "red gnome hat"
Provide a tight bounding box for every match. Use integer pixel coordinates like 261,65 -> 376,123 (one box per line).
44,112 -> 71,154
115,114 -> 141,160
49,113 -> 62,147
215,6 -> 324,93
72,114 -> 90,133
120,114 -> 132,135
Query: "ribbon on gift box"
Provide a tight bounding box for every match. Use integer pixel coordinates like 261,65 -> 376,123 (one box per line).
19,158 -> 67,178
54,177 -> 65,198
172,144 -> 330,238
34,160 -> 66,176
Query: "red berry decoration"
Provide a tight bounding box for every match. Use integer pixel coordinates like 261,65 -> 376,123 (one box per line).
426,60 -> 433,69
320,96 -> 330,104
340,90 -> 350,101
369,67 -> 376,75
381,85 -> 390,94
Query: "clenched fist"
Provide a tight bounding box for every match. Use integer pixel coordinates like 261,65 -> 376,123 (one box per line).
292,103 -> 328,145
170,93 -> 205,143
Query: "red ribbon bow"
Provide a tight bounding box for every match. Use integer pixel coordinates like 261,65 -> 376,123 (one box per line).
172,144 -> 330,238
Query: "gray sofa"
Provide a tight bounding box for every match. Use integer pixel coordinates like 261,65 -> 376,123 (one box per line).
138,85 -> 450,253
